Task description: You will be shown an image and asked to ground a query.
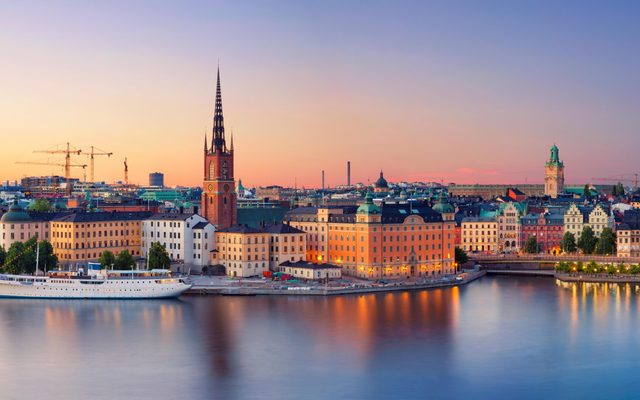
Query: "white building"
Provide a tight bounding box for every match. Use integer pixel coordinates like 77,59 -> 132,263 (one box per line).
141,213 -> 214,272
279,261 -> 342,281
497,203 -> 522,253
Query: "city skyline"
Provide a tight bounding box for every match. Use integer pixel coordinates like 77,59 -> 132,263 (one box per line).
2,1 -> 639,187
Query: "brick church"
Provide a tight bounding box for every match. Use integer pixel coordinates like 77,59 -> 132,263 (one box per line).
202,68 -> 238,229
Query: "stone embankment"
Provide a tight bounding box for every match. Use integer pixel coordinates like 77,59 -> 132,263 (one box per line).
555,273 -> 640,284
186,270 -> 486,296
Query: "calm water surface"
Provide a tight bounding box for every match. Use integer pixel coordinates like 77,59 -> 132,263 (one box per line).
1,276 -> 639,400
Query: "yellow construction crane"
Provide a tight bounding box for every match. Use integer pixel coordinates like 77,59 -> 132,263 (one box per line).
28,142 -> 84,196
84,146 -> 113,182
16,160 -> 87,195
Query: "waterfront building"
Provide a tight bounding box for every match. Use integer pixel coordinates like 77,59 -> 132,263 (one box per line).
279,261 -> 342,281
544,144 -> 565,198
520,212 -> 564,254
202,68 -> 238,229
50,211 -> 151,265
0,202 -> 62,250
212,225 -> 269,277
461,217 -> 498,253
497,203 -> 524,253
264,223 -> 306,271
617,209 -> 640,257
141,213 -> 214,269
588,204 -> 612,237
284,192 -> 456,279
563,203 -> 586,239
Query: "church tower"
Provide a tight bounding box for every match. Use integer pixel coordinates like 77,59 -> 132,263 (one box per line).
202,68 -> 237,228
544,144 -> 564,198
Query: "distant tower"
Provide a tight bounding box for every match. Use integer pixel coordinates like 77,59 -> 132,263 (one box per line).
202,68 -> 237,229
347,161 -> 351,188
544,144 -> 564,198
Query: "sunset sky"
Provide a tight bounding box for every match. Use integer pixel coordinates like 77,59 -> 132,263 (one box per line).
1,1 -> 639,188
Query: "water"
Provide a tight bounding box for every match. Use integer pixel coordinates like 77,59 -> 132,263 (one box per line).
1,276 -> 639,400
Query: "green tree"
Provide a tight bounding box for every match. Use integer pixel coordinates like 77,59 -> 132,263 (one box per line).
0,246 -> 6,267
586,260 -> 599,273
148,242 -> 171,269
28,198 -> 52,212
524,237 -> 539,254
114,250 -> 135,270
35,240 -> 58,272
595,227 -> 616,255
576,261 -> 584,272
3,238 -> 37,275
561,232 -> 577,253
98,250 -> 116,269
556,261 -> 571,273
454,246 -> 469,265
578,226 -> 597,254
612,183 -> 625,197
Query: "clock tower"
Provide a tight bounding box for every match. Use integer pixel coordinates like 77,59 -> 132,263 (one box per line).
202,68 -> 237,229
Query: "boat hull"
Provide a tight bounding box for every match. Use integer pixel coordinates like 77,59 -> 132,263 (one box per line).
0,278 -> 191,299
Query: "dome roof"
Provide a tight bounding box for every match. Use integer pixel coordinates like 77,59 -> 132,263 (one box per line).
1,202 -> 32,223
432,191 -> 454,214
357,191 -> 381,214
374,171 -> 388,188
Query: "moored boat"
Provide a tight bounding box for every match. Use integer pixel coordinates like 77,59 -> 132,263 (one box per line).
0,269 -> 192,299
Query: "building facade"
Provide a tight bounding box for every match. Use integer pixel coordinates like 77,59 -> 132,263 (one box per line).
50,211 -> 151,266
461,217 -> 498,254
212,225 -> 270,277
521,213 -> 564,254
617,210 -> 640,258
285,193 -> 456,279
201,68 -> 238,229
279,261 -> 342,281
544,144 -> 565,198
141,213 -> 215,269
0,202 -> 59,250
497,203 -> 522,253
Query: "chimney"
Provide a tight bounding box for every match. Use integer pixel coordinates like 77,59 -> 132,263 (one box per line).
347,161 -> 351,188
322,170 -> 325,193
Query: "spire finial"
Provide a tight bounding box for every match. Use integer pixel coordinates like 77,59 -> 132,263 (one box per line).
230,130 -> 234,152
212,66 -> 226,152
204,127 -> 208,153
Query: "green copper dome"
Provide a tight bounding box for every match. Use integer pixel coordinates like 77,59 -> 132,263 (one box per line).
432,191 -> 454,214
357,191 -> 380,214
1,201 -> 32,223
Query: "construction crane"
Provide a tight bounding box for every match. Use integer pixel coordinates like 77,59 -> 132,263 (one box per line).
124,158 -> 129,186
16,161 -> 87,195
30,142 -> 84,196
591,173 -> 639,191
84,146 -> 113,182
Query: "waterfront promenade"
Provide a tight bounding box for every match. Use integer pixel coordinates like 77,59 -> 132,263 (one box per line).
186,270 -> 486,296
470,254 -> 640,264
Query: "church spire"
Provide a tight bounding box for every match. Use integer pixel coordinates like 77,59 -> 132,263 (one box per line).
212,66 -> 226,152
230,130 -> 234,152
204,128 -> 208,153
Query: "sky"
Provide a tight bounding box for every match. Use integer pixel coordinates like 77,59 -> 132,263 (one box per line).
1,1 -> 639,188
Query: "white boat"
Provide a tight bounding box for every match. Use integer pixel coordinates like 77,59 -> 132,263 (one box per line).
0,269 -> 192,299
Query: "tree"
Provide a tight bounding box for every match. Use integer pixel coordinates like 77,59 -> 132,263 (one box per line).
524,237 -> 539,254
114,250 -> 135,270
0,246 -> 6,267
578,226 -> 597,254
35,240 -> 57,272
454,246 -> 468,265
595,227 -> 616,255
3,238 -> 37,275
148,242 -> 171,269
28,198 -> 52,212
561,232 -> 577,253
98,250 -> 116,269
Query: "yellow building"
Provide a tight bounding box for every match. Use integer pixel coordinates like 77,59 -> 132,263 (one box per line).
212,225 -> 270,277
461,217 -> 498,253
50,212 -> 150,266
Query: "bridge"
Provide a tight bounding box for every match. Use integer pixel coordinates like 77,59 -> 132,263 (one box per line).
468,254 -> 640,264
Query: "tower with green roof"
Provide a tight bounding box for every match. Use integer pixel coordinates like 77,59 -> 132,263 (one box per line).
544,144 -> 565,198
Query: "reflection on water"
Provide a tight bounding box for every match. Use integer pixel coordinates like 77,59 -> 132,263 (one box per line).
2,278 -> 640,400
